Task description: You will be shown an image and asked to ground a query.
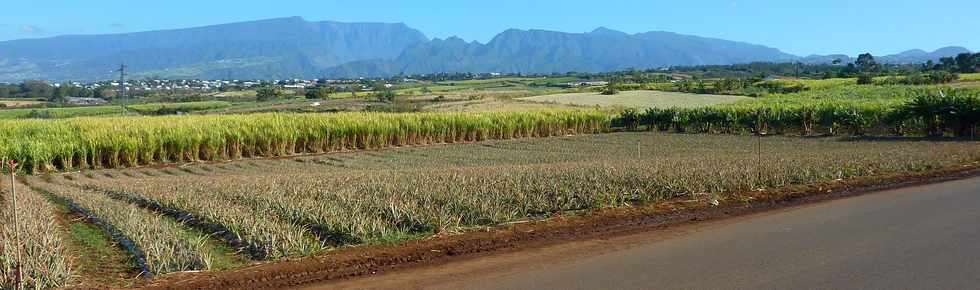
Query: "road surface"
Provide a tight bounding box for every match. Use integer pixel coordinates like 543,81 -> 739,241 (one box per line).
306,176 -> 980,290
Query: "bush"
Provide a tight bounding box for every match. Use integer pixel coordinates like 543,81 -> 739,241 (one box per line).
601,84 -> 620,95
857,74 -> 874,85
256,86 -> 284,101
374,90 -> 397,102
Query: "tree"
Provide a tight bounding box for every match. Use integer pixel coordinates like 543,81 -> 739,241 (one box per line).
938,57 -> 957,71
292,88 -> 307,98
601,81 -> 620,95
97,88 -> 116,99
305,85 -> 335,99
856,73 -> 874,85
955,53 -> 979,73
374,89 -> 396,102
822,71 -> 836,80
49,87 -> 69,103
855,53 -> 878,72
256,86 -> 283,101
20,80 -> 54,99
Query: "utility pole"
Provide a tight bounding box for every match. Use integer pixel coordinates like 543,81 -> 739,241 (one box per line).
117,63 -> 127,99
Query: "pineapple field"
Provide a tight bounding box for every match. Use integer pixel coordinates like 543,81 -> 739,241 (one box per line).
4,132 -> 979,287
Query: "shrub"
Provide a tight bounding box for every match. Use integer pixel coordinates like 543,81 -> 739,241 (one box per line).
856,74 -> 874,85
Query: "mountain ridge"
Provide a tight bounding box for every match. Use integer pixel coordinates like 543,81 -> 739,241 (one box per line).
0,17 -> 972,81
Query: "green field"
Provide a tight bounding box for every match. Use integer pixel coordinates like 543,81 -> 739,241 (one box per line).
0,106 -> 131,119
0,101 -> 238,119
521,90 -> 749,109
127,101 -> 233,114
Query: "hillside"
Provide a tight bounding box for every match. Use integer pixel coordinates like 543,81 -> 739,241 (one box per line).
0,17 -> 428,81
324,28 -> 797,77
0,17 -> 972,81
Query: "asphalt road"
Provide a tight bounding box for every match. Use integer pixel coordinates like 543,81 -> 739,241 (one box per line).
311,176 -> 980,290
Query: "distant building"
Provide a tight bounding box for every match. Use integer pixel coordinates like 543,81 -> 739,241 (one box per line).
67,97 -> 108,105
560,81 -> 610,88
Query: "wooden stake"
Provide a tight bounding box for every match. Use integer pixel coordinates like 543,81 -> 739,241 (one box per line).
6,159 -> 23,290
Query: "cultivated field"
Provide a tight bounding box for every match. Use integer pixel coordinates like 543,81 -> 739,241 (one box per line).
12,132 -> 980,286
2,73 -> 980,289
0,110 -> 607,173
0,99 -> 45,108
521,90 -> 748,109
1,182 -> 73,289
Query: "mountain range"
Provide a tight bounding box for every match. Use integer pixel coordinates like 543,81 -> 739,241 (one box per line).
0,17 -> 972,82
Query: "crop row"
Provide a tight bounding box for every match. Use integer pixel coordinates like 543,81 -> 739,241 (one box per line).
71,178 -> 323,260
0,110 -> 608,173
616,90 -> 980,137
0,183 -> 72,289
29,179 -> 211,276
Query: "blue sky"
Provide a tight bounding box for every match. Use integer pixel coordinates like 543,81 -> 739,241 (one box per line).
1,0 -> 976,56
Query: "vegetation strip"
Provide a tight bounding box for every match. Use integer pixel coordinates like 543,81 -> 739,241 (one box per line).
0,110 -> 607,173
70,180 -> 323,260
43,190 -> 143,289
29,180 -> 212,276
615,89 -> 979,137
84,186 -> 264,260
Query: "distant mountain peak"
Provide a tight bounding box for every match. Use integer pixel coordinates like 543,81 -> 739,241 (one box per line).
590,27 -> 629,36
896,49 -> 928,56
800,46 -> 971,65
0,16 -> 971,81
933,46 -> 971,55
0,17 -> 429,81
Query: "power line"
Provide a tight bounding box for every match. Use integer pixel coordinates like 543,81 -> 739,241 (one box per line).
117,63 -> 127,99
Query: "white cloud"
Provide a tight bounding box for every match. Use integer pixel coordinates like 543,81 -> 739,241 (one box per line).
19,24 -> 44,34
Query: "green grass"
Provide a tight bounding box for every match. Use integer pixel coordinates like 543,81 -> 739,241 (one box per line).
0,106 -> 130,119
758,78 -> 857,89
40,190 -> 137,287
127,101 -> 233,114
214,90 -> 257,98
721,84 -> 980,110
960,73 -> 980,82
521,90 -> 748,109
